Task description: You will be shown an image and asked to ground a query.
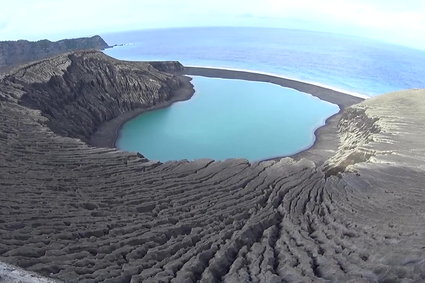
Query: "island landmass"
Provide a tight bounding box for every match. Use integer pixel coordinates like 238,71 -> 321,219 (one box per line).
0,49 -> 424,282
0,35 -> 109,73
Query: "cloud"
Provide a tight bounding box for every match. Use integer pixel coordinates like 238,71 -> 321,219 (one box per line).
0,0 -> 424,49
0,21 -> 7,31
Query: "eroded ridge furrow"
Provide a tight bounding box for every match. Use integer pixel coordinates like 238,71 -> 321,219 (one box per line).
1,52 -> 425,282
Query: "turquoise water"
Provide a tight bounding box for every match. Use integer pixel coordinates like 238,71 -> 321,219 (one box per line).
117,77 -> 339,161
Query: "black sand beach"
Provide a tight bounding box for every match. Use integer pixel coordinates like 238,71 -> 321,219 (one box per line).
184,66 -> 365,108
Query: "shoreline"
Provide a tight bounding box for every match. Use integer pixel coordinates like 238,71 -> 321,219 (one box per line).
89,76 -> 195,148
184,66 -> 366,109
267,110 -> 343,164
185,65 -> 370,99
185,66 -> 365,163
90,65 -> 365,163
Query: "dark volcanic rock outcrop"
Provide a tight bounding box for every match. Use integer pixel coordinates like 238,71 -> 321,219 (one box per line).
0,35 -> 109,73
1,51 -> 191,144
149,61 -> 185,74
0,51 -> 424,282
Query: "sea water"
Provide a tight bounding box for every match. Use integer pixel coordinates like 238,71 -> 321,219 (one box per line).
103,27 -> 425,96
116,76 -> 339,161
103,27 -> 425,160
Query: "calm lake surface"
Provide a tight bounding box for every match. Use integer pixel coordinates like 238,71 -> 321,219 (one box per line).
117,77 -> 339,161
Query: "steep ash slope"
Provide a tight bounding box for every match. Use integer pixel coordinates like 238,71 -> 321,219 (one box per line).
0,51 -> 424,282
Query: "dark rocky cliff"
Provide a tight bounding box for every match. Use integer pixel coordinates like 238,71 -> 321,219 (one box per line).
148,61 -> 185,74
0,51 -> 424,282
1,51 -> 190,144
0,35 -> 109,73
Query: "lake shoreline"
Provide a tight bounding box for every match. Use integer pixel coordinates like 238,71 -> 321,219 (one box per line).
90,65 -> 364,163
89,75 -> 195,148
184,66 -> 366,108
185,67 -> 365,163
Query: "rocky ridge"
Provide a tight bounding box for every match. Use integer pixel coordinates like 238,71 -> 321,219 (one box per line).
0,35 -> 109,73
0,51 -> 424,282
1,51 -> 190,144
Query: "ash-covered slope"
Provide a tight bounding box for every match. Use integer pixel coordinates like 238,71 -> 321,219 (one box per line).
0,51 -> 424,282
0,35 -> 109,73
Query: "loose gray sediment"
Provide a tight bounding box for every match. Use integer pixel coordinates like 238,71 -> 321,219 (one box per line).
0,261 -> 59,283
1,51 -> 424,282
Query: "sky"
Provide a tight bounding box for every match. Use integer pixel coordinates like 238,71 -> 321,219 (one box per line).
1,0 -> 425,50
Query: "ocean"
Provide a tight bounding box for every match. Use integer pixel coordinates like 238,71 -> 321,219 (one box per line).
101,27 -> 425,161
102,27 -> 425,96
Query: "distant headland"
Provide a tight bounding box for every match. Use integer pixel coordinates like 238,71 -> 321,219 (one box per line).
0,35 -> 109,73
